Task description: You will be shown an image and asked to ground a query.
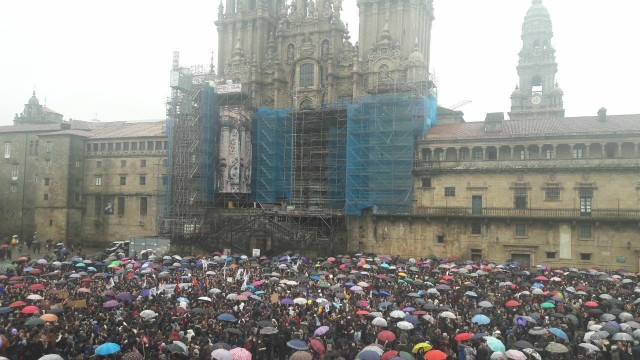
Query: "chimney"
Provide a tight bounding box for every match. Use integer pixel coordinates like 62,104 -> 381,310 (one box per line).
598,107 -> 607,122
484,112 -> 505,132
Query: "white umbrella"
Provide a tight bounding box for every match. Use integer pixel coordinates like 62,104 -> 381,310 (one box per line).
140,310 -> 157,319
390,310 -> 406,318
372,317 -> 387,327
211,349 -> 233,360
439,311 -> 456,319
422,314 -> 435,324
579,343 -> 601,352
619,312 -> 635,321
369,312 -> 383,318
612,333 -> 634,341
293,298 -> 307,305
27,294 -> 43,300
478,301 -> 493,308
226,294 -> 237,300
209,288 -> 222,294
397,321 -> 414,330
198,297 -> 212,302
490,352 -> 507,360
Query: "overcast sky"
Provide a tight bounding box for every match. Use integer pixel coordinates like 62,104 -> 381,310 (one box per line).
1,0 -> 638,125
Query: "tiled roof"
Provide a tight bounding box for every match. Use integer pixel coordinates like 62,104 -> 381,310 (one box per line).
426,114 -> 640,140
88,121 -> 166,139
0,124 -> 62,133
38,130 -> 92,137
43,107 -> 61,115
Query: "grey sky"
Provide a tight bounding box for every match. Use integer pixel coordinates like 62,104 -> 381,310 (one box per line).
1,0 -> 638,125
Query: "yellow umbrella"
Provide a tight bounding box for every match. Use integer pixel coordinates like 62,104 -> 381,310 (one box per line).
398,272 -> 407,277
412,342 -> 433,353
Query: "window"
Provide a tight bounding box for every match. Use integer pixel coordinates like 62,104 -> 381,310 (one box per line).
471,222 -> 482,235
573,148 -> 583,159
131,142 -> 137,151
86,144 -> 91,153
140,176 -> 146,186
11,184 -> 16,193
515,223 -> 527,237
519,150 -> 527,160
421,177 -> 432,188
43,193 -> 48,200
123,142 -> 129,151
299,63 -> 314,87
162,176 -> 168,186
100,143 -> 106,152
140,197 -> 148,215
93,143 -> 99,152
546,252 -> 557,259
45,142 -> 52,154
140,159 -> 146,168
471,249 -> 483,261
139,142 -> 146,151
108,143 -> 114,151
436,235 -> 445,244
422,149 -> 430,161
121,160 -> 126,168
120,176 -> 127,185
49,219 -> 53,227
33,174 -> 38,184
514,188 -> 527,209
580,188 -> 593,215
156,141 -> 162,150
459,152 -> 465,161
300,99 -> 314,110
437,151 -> 445,162
4,143 -> 11,158
29,141 -> 34,155
473,150 -> 483,160
11,164 -> 18,180
148,141 -> 154,151
115,143 -> 122,151
579,224 -> 592,239
45,159 -> 51,168
117,197 -> 125,215
545,149 -> 555,159
95,176 -> 102,186
96,161 -> 102,168
580,253 -> 592,261
75,161 -> 80,168
545,187 -> 560,200
444,187 -> 456,197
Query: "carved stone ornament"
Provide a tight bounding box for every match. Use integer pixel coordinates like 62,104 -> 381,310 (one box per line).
300,35 -> 315,56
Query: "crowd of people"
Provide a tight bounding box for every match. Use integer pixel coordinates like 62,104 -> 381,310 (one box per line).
0,245 -> 639,360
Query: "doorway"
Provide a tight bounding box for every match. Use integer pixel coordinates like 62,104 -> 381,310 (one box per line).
472,196 -> 483,215
511,253 -> 531,267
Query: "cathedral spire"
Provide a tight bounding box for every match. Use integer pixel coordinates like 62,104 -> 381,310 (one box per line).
508,0 -> 564,120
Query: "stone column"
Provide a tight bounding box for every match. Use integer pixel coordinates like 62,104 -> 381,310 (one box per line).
219,123 -> 231,191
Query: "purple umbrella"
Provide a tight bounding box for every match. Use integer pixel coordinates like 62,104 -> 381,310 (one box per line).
103,290 -> 116,297
103,300 -> 119,308
350,286 -> 363,291
281,298 -> 294,305
117,292 -> 133,301
314,326 -> 330,337
403,307 -> 416,312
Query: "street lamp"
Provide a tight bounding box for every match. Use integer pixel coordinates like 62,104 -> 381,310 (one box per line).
496,236 -> 500,244
627,241 -> 632,250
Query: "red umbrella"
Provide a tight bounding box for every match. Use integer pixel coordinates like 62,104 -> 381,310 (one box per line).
21,305 -> 39,314
0,275 -> 6,280
9,301 -> 26,308
29,284 -> 45,291
81,278 -> 93,282
454,333 -> 472,341
12,283 -> 25,289
584,301 -> 599,307
505,300 -> 521,307
377,330 -> 396,342
29,269 -> 42,275
414,310 -> 427,315
0,244 -> 9,248
309,338 -> 325,355
382,350 -> 399,360
356,310 -> 370,315
424,349 -> 448,360
441,275 -> 454,280
9,276 -> 21,281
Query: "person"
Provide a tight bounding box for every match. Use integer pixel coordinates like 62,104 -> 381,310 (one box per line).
46,238 -> 52,252
10,235 -> 17,249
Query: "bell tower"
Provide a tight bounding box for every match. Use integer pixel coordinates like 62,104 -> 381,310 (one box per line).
508,0 -> 564,120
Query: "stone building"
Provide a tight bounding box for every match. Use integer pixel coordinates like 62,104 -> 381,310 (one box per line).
0,92 -> 167,247
346,0 -> 640,271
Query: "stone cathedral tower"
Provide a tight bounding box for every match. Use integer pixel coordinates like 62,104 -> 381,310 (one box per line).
509,0 -> 564,120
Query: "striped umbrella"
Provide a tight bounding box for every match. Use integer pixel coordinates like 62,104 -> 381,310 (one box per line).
229,347 -> 252,360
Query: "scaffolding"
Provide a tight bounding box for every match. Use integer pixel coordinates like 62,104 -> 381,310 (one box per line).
345,93 -> 437,215
164,52 -> 218,238
254,108 -> 293,204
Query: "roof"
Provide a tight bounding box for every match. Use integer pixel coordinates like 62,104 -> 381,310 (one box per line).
426,114 -> 640,141
0,124 -> 63,134
38,130 -> 92,137
43,107 -> 61,115
88,121 -> 166,139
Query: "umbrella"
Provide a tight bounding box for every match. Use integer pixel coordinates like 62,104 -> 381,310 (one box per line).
103,300 -> 119,308
40,314 -> 58,322
377,330 -> 396,342
505,350 -> 526,360
314,326 -> 330,337
169,341 -> 189,356
38,355 -> 65,360
528,327 -> 547,335
455,333 -> 472,341
505,300 -> 520,307
397,321 -> 414,330
309,338 -> 326,355
521,349 -> 541,360
287,339 -> 309,350
545,342 -> 569,353
579,343 -> 601,352
212,343 -> 232,350
612,333 -> 634,341
412,342 -> 433,353
290,351 -> 312,360
27,294 -> 43,301
372,317 -> 388,327
486,337 -> 506,352
490,353 -> 507,360
218,313 -> 237,322
390,310 -> 406,318
21,306 -> 39,314
424,350 -> 447,360
211,349 -> 233,360
25,317 -> 45,326
357,350 -> 381,360
478,301 -> 493,308
229,347 -> 252,360
140,310 -> 157,319
95,342 -> 121,355
513,340 -> 533,349
472,314 -> 490,325
439,311 -> 456,319
548,327 -> 568,341
259,326 -> 278,335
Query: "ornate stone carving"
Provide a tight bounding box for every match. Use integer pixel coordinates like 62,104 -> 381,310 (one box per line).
300,34 -> 315,57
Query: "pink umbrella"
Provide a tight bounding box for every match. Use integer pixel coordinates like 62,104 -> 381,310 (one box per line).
229,347 -> 252,360
535,276 -> 549,281
350,286 -> 363,291
309,338 -> 326,355
103,300 -> 120,308
252,281 -> 263,286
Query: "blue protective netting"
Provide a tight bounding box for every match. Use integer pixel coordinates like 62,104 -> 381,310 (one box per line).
345,93 -> 437,215
200,85 -> 218,203
327,123 -> 347,209
254,108 -> 293,203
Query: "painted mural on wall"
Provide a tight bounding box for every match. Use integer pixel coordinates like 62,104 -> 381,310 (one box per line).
217,106 -> 252,193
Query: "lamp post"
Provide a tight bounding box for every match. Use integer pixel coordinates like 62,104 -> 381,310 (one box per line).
496,236 -> 500,244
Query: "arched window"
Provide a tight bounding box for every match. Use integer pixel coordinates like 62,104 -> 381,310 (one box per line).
378,64 -> 390,83
321,39 -> 329,58
299,63 -> 314,87
232,77 -> 241,84
531,75 -> 542,94
287,44 -> 295,61
300,99 -> 314,109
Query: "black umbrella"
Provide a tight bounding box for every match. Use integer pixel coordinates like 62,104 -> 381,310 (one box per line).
257,320 -> 273,327
224,328 -> 243,336
260,327 -> 278,335
588,309 -> 604,316
211,343 -> 231,350
514,340 -> 534,349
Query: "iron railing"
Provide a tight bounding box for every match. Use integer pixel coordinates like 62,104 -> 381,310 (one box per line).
412,206 -> 640,221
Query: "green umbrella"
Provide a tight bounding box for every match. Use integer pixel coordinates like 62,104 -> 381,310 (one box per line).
541,302 -> 555,308
319,282 -> 330,288
25,317 -> 45,326
485,336 -> 506,352
108,261 -> 121,268
398,351 -> 414,360
76,263 -> 85,267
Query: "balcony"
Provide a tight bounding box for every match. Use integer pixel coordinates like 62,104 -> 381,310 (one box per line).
414,158 -> 640,173
409,206 -> 640,222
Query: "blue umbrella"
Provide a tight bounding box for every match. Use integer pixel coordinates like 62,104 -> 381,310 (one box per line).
381,263 -> 390,268
472,332 -> 486,339
532,283 -> 544,289
472,314 -> 490,325
465,291 -> 478,297
379,301 -> 392,308
404,315 -> 419,325
548,327 -> 568,341
95,342 -> 121,355
0,307 -> 12,314
378,291 -> 390,297
217,313 -> 237,322
177,297 -> 190,303
357,350 -> 381,360
287,339 -> 309,350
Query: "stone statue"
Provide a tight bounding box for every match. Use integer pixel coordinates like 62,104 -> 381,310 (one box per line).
308,0 -> 316,17
334,0 -> 342,12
